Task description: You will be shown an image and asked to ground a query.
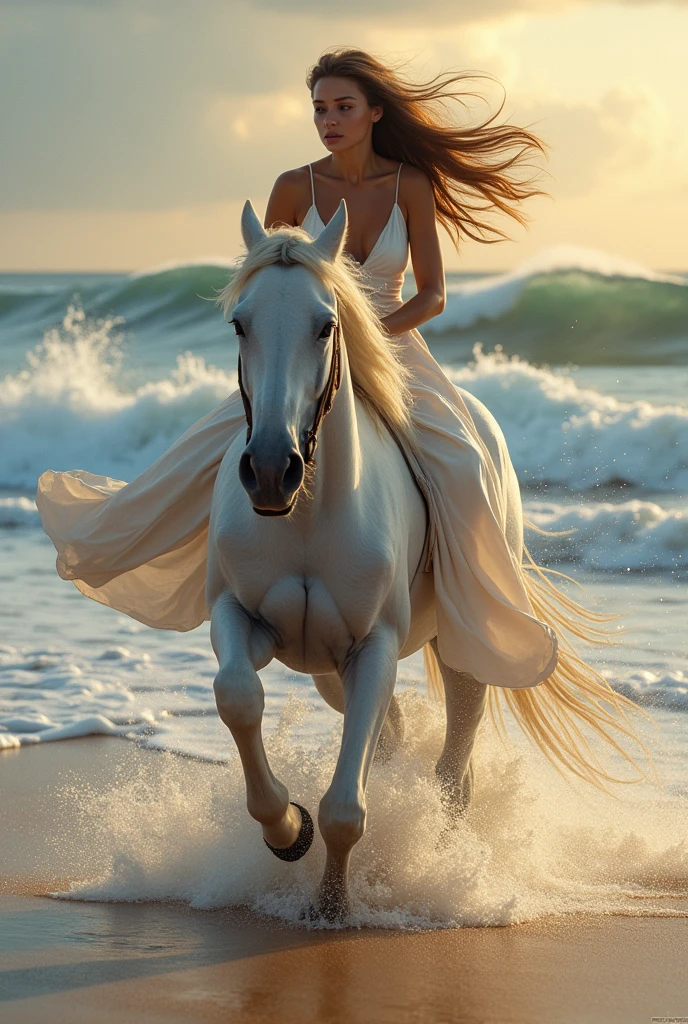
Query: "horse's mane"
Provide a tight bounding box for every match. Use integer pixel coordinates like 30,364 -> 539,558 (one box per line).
216,225 -> 414,448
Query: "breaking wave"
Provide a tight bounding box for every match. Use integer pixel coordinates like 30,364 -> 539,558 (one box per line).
1,305 -> 685,495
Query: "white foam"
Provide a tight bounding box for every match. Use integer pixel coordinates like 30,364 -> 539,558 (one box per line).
2,308 -> 687,495
0,497 -> 40,527
0,640 -> 338,759
0,304 -> 236,490
524,498 -> 688,569
2,634 -> 687,759
53,692 -> 688,928
451,346 -> 688,491
612,669 -> 688,710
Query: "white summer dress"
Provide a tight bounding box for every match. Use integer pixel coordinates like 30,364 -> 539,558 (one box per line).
36,162 -> 558,689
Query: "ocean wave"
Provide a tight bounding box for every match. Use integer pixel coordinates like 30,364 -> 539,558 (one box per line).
1,246 -> 686,371
0,497 -> 40,527
451,347 -> 688,492
2,308 -> 686,493
0,305 -> 236,490
434,244 -> 685,329
523,498 -> 688,570
423,245 -> 688,365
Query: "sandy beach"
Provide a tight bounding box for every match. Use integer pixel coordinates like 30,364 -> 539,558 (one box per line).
1,738 -> 686,1024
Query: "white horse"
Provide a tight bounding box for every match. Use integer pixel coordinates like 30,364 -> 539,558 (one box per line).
207,200 -> 646,922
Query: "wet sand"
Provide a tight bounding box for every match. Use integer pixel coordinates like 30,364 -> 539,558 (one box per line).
2,738 -> 687,1023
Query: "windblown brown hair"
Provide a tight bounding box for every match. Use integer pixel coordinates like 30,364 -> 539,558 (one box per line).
307,48 -> 551,250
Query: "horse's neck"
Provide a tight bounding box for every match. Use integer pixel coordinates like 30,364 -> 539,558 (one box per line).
311,348 -> 362,509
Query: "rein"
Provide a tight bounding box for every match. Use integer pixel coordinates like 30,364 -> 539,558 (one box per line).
237,319 -> 342,467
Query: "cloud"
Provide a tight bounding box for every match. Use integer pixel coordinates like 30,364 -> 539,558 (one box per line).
1,0 -> 685,217
0,2 -> 329,211
516,87 -> 677,199
253,0 -> 554,23
251,0 -> 687,20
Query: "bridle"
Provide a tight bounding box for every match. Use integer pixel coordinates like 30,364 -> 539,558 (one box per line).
236,316 -> 342,468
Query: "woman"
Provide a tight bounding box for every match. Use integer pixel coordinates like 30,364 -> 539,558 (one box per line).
36,47 -> 558,689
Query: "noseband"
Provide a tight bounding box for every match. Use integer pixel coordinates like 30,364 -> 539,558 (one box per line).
236,320 -> 342,467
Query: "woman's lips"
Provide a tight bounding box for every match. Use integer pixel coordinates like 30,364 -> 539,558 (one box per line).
325,134 -> 343,141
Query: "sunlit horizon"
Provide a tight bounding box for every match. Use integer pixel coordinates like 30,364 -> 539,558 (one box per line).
1,0 -> 686,273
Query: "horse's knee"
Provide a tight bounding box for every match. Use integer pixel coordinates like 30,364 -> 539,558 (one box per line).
318,795 -> 366,852
213,665 -> 263,732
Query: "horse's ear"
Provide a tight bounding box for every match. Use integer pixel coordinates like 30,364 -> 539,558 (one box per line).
312,199 -> 347,261
241,200 -> 267,251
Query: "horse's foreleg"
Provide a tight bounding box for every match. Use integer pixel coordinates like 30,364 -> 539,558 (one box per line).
313,671 -> 404,763
317,626 -> 399,921
211,591 -> 303,851
431,638 -> 487,820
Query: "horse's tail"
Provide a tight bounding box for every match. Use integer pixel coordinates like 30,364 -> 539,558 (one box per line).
423,642 -> 445,704
423,545 -> 655,790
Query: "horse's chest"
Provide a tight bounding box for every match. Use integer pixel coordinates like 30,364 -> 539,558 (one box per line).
256,575 -> 359,672
214,520 -> 395,671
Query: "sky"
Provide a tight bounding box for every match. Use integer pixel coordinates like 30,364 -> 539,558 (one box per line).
1,0 -> 686,272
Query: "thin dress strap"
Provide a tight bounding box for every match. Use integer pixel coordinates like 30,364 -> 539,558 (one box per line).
395,162 -> 403,204
308,163 -> 316,206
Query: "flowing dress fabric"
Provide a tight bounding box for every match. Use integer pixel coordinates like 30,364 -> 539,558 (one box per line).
36,163 -> 558,688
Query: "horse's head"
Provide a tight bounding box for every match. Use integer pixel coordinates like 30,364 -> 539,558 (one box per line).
226,200 -> 348,516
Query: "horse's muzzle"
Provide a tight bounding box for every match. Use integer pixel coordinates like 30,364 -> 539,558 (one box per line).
239,445 -> 305,515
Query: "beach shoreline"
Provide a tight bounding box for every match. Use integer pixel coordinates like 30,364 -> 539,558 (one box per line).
2,738 -> 687,1023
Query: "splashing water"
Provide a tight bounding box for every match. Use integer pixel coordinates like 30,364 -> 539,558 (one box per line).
55,692 -> 688,930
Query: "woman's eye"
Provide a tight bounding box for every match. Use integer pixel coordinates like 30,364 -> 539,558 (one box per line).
230,319 -> 245,337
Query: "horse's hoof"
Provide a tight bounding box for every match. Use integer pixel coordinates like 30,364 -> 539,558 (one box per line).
318,894 -> 349,924
299,902 -> 319,923
264,802 -> 314,863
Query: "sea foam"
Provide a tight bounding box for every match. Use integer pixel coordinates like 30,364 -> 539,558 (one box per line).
523,498 -> 688,570
2,308 -> 686,493
449,347 -> 688,492
0,304 -> 236,489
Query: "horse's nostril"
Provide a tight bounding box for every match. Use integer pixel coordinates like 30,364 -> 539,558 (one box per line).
283,451 -> 304,493
239,451 -> 257,492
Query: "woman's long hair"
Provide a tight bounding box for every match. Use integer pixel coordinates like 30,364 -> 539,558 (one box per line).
307,48 -> 551,250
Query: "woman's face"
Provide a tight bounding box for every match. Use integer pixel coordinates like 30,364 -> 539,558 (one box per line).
312,76 -> 382,152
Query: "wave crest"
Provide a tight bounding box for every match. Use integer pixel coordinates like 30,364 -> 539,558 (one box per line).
0,304 -> 236,489
452,346 -> 688,492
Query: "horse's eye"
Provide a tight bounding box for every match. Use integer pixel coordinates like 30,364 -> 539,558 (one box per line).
230,319 -> 245,337
319,322 -> 336,340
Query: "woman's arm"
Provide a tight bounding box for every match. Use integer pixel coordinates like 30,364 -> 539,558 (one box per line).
379,167 -> 446,336
263,169 -> 306,229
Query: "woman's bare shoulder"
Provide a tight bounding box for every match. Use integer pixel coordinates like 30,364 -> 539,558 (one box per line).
270,165 -> 312,198
400,163 -> 434,196
398,164 -> 435,219
265,166 -> 313,228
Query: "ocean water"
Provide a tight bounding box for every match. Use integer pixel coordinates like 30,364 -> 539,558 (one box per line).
1,244 -> 687,927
